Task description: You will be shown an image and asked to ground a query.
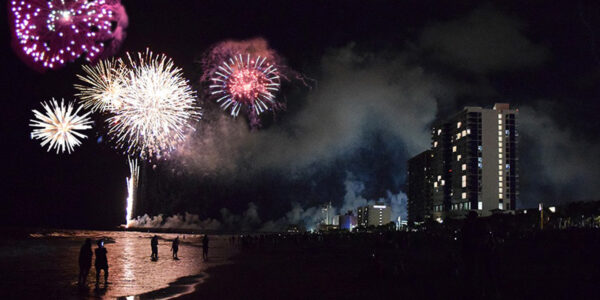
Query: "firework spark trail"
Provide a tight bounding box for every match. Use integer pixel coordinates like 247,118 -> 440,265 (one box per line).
104,50 -> 201,159
29,98 -> 93,154
210,53 -> 281,117
9,0 -> 128,71
125,158 -> 138,227
74,58 -> 125,112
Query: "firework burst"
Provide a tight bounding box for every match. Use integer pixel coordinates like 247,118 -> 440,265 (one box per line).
30,98 -> 93,154
74,58 -> 125,112
106,51 -> 201,159
210,54 -> 281,117
9,0 -> 128,71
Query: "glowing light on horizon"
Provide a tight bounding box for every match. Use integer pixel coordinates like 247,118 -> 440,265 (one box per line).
210,53 -> 280,117
125,158 -> 138,227
9,0 -> 128,71
29,98 -> 93,154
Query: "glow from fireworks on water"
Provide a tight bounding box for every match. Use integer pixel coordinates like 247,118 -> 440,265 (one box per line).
29,98 -> 93,154
210,53 -> 280,117
125,158 -> 138,227
9,0 -> 127,70
106,51 -> 201,159
74,58 -> 125,112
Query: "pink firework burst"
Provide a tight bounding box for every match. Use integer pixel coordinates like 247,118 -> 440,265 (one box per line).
210,54 -> 281,117
8,0 -> 128,71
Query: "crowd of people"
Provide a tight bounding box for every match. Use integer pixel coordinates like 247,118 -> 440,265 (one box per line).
77,234 -> 210,288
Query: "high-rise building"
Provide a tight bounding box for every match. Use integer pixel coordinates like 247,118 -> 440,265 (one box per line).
407,150 -> 433,223
429,103 -> 519,218
357,203 -> 392,226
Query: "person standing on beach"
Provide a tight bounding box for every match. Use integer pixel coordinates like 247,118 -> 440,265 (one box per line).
171,236 -> 180,259
94,239 -> 108,287
151,235 -> 159,260
78,238 -> 93,286
202,235 -> 209,261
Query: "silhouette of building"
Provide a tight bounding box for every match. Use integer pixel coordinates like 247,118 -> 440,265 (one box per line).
357,203 -> 391,226
407,150 -> 433,224
428,103 -> 519,218
337,211 -> 357,230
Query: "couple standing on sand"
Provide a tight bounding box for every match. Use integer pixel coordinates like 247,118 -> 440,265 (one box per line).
151,234 -> 209,261
78,238 -> 108,288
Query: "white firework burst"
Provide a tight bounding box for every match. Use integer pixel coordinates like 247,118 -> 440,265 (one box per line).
108,51 -> 201,159
210,53 -> 280,117
74,59 -> 126,113
30,98 -> 93,154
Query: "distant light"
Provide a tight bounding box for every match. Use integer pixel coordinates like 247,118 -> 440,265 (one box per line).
549,206 -> 556,213
373,205 -> 387,209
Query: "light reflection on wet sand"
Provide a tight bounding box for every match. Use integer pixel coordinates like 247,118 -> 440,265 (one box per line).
0,230 -> 236,299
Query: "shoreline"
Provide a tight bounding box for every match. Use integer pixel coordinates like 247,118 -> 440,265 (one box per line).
117,272 -> 209,299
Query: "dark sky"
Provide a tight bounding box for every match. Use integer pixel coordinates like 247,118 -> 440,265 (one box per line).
2,0 -> 600,229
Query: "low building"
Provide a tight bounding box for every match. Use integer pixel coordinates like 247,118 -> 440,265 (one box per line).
357,203 -> 391,227
338,211 -> 357,230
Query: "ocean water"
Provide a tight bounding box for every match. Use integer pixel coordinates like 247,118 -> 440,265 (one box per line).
0,230 -> 236,299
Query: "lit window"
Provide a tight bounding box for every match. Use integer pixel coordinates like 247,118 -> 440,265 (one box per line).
462,192 -> 467,199
499,188 -> 503,193
478,162 -> 483,168
478,145 -> 482,151
499,203 -> 503,210
499,176 -> 503,182
498,114 -> 502,119
498,136 -> 503,142
462,130 -> 466,136
453,146 -> 457,152
437,129 -> 442,135
478,202 -> 483,210
457,155 -> 462,161
499,182 -> 503,187
499,193 -> 503,199
467,129 -> 471,134
433,141 -> 438,147
438,175 -> 441,181
499,171 -> 503,176
498,125 -> 502,130
441,180 -> 445,186
462,175 -> 467,182
457,122 -> 462,128
499,154 -> 503,159
462,164 -> 466,171
498,165 -> 503,170
505,129 -> 510,136
499,159 -> 503,164
498,119 -> 502,125
462,181 -> 466,188
499,148 -> 503,153
433,182 -> 438,188
506,164 -> 510,169
456,133 -> 461,139
498,142 -> 503,148
478,157 -> 483,162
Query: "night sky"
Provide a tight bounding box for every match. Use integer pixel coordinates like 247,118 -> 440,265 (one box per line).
2,0 -> 600,229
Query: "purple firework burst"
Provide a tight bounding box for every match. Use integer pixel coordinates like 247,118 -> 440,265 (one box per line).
9,0 -> 128,71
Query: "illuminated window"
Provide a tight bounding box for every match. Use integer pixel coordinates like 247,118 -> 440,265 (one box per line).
462,164 -> 466,171
441,180 -> 445,186
478,145 -> 482,151
499,159 -> 503,164
499,182 -> 503,187
434,182 -> 438,188
462,175 -> 467,182
456,133 -> 461,139
498,171 -> 503,176
467,129 -> 471,135
499,154 -> 503,159
498,125 -> 502,130
498,136 -> 503,142
457,155 -> 462,161
499,176 -> 503,182
505,129 -> 510,136
453,146 -> 457,152
437,129 -> 442,135
462,192 -> 467,199
462,130 -> 466,136
478,202 -> 483,210
506,164 -> 510,169
438,175 -> 442,181
433,141 -> 438,147
498,114 -> 502,119
462,181 -> 466,188
498,142 -> 503,148
499,193 -> 503,199
499,203 -> 503,210
499,148 -> 503,153
499,188 -> 503,193
499,165 -> 503,170
457,122 -> 462,128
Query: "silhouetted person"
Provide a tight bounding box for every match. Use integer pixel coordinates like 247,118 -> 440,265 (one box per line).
78,238 -> 93,286
151,235 -> 159,260
202,235 -> 209,261
94,239 -> 108,287
171,236 -> 179,259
